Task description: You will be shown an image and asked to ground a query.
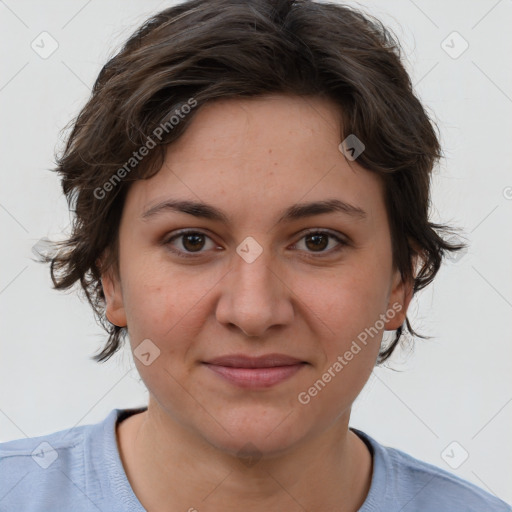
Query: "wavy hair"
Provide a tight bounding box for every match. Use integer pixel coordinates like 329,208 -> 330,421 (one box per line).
41,0 -> 467,364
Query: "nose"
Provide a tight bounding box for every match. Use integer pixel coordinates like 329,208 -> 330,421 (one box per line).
215,245 -> 294,338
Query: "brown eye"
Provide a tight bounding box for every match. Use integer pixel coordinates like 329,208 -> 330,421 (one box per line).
294,230 -> 348,256
182,233 -> 206,252
304,233 -> 329,252
164,230 -> 217,258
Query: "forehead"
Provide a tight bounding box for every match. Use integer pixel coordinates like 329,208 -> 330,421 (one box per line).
123,94 -> 386,228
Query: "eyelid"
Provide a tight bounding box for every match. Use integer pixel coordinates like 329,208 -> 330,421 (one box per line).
162,228 -> 350,259
291,228 -> 350,256
162,229 -> 220,258
299,227 -> 349,243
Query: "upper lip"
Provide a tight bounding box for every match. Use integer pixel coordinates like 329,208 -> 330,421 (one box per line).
204,353 -> 306,368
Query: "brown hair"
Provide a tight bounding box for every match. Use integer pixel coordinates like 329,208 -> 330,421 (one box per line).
42,0 -> 466,364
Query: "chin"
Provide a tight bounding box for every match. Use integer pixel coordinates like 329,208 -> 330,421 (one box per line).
197,407 -> 308,459
209,429 -> 304,461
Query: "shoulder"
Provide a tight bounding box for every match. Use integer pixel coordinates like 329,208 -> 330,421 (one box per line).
0,409 -> 120,512
352,428 -> 512,512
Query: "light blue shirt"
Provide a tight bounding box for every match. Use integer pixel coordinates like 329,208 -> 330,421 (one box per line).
1,407 -> 510,511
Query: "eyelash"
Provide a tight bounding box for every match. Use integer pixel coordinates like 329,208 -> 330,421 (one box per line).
162,229 -> 349,259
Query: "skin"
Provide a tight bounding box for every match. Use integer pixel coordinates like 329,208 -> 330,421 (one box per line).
101,94 -> 414,512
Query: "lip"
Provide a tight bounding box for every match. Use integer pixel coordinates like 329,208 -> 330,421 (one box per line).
205,353 -> 305,368
203,353 -> 308,389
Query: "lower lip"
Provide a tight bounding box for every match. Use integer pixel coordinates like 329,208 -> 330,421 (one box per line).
203,363 -> 305,388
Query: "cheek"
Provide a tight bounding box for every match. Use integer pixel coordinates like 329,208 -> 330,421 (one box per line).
303,255 -> 391,386
316,264 -> 390,338
296,273 -> 385,416
119,254 -> 174,330
120,256 -> 215,351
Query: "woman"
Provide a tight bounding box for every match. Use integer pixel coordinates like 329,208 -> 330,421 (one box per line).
1,0 -> 510,510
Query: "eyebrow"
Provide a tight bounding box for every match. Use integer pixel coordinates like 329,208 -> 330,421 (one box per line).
141,198 -> 368,224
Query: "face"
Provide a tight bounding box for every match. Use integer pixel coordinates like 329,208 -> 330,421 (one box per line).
102,94 -> 412,457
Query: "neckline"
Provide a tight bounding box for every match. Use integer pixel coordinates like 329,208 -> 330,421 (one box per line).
111,408 -> 383,512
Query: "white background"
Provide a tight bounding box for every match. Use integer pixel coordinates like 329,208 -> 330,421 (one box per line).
1,0 -> 511,505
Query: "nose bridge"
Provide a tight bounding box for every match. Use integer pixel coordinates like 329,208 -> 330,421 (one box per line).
234,246 -> 275,297
232,243 -> 279,311
216,238 -> 291,336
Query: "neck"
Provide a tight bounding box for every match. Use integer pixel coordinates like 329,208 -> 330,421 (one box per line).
116,402 -> 373,512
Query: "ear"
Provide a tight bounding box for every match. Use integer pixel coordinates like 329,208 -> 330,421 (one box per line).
98,258 -> 127,328
384,263 -> 415,331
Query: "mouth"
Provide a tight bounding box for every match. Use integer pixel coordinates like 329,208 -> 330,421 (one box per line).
202,353 -> 308,388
